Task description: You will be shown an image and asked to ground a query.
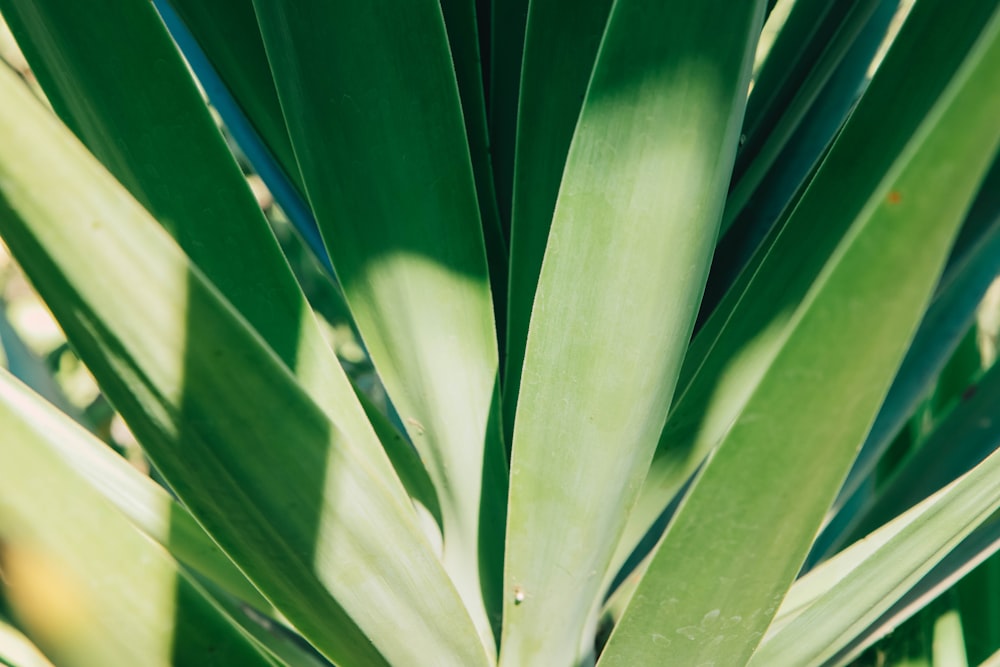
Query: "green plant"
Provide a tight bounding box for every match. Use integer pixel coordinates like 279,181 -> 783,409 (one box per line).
0,0 -> 999,665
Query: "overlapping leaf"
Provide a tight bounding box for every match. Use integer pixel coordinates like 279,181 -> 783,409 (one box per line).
500,2 -> 765,663
0,64 -> 490,667
0,369 -> 274,667
599,2 -> 1000,663
250,1 -> 508,648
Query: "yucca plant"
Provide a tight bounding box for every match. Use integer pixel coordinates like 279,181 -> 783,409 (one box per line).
0,0 -> 999,664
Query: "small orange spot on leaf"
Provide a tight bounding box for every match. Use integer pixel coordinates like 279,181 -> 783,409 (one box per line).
887,191 -> 902,204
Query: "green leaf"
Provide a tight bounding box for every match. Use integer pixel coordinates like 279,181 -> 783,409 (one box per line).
815,156 -> 1000,560
0,618 -> 54,667
837,343 -> 1000,550
500,2 -> 764,663
753,429 -> 1000,665
160,0 -> 328,265
702,0 -> 896,321
0,64 -> 490,667
199,579 -> 333,667
0,364 -> 272,617
956,550 -> 1000,665
487,0 -> 528,236
728,0 -> 886,235
932,599 -> 971,667
0,0 -> 440,528
502,0 -> 613,443
841,514 -> 1000,664
165,0 -> 304,198
620,0 -> 1000,574
598,2 -> 1000,664
0,369 -> 275,667
439,0 -> 509,349
250,1 -> 508,649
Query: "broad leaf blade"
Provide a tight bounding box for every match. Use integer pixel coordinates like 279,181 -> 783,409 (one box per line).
598,3 -> 1000,664
0,66 -> 490,667
0,365 -> 272,617
813,158 -> 1000,560
500,2 -> 764,664
0,370 -> 274,667
251,1 -> 508,648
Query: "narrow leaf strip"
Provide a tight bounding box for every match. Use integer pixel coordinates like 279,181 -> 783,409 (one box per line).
154,0 -> 329,272
701,0 -> 896,321
501,2 -> 764,664
439,0 -> 509,348
835,345 -> 1000,553
199,578 -> 334,667
828,515 -> 1000,665
752,440 -> 1000,665
0,65 -> 490,667
488,0 -> 529,235
733,0 -> 882,221
599,4 -> 1000,664
772,512 -> 1000,660
163,0 -> 303,197
0,618 -> 55,667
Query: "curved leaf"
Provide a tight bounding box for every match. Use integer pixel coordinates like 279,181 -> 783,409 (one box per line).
0,0 -> 440,531
502,0 -> 613,443
0,366 -> 272,617
599,3 -> 1000,663
251,0 -> 508,649
0,65 -> 490,667
620,0 -> 1000,573
500,2 -> 764,663
0,370 -> 274,667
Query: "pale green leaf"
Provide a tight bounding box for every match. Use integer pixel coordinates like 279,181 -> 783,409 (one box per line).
501,2 -> 765,663
599,3 -> 1000,664
0,618 -> 55,667
754,439 -> 1000,664
621,0 -> 1000,570
0,363 -> 271,617
502,0 -> 613,442
0,64 -> 490,667
0,0 -> 441,525
0,369 -> 275,667
251,1 -> 508,649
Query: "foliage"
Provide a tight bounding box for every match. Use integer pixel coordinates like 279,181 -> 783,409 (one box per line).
0,0 -> 999,665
